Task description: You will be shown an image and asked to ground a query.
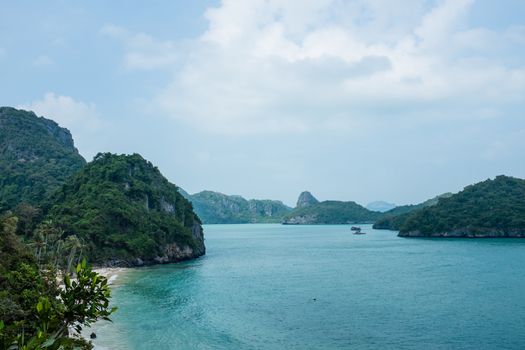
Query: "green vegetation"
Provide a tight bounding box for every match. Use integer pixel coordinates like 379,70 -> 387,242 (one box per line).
398,176 -> 525,237
187,190 -> 291,224
373,193 -> 452,230
0,107 -> 208,347
283,200 -> 381,224
46,153 -> 205,265
0,213 -> 115,350
0,107 -> 205,266
0,107 -> 85,211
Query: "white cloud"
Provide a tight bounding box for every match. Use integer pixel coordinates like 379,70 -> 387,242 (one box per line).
105,0 -> 525,135
19,92 -> 101,131
18,93 -> 103,159
100,24 -> 178,70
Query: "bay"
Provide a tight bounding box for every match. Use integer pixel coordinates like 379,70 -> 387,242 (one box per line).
91,224 -> 525,349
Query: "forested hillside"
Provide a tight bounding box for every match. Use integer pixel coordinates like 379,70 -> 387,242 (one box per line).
0,107 -> 85,210
399,176 -> 525,237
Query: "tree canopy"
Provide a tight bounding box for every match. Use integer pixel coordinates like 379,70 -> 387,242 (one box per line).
398,176 -> 525,237
46,153 -> 205,265
0,107 -> 85,211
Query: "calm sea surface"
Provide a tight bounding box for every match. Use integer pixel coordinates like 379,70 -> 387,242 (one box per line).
91,224 -> 525,349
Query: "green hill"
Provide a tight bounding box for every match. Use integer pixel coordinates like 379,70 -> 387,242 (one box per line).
398,175 -> 525,237
187,190 -> 292,224
0,107 -> 86,210
46,153 -> 205,265
283,193 -> 381,224
373,193 -> 452,230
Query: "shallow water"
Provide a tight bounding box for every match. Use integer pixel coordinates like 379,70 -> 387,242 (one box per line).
91,224 -> 525,349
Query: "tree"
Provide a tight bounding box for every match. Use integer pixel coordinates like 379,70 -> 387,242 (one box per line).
2,260 -> 116,350
1,213 -> 116,350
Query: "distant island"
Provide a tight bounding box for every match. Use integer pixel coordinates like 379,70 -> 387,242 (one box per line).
282,191 -> 382,224
3,105 -> 525,349
180,190 -> 291,224
2,105 -> 525,269
372,193 -> 453,230
182,179 -> 525,239
396,176 -> 525,237
366,201 -> 396,213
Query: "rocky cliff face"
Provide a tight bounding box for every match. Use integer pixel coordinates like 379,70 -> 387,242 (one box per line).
296,191 -> 319,208
148,221 -> 205,265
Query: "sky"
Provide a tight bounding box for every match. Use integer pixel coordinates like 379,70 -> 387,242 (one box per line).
1,0 -> 525,207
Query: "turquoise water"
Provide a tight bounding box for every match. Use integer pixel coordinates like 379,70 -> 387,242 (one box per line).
92,224 -> 525,349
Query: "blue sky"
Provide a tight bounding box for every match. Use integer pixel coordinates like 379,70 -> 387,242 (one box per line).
1,0 -> 525,207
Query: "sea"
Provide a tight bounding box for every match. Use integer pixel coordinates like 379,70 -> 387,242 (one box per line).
90,224 -> 525,349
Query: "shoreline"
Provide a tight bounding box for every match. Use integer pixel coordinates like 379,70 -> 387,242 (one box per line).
93,267 -> 130,285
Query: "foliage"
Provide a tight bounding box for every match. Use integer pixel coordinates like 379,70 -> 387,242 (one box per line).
0,107 -> 86,211
398,176 -> 525,236
283,200 -> 382,224
1,214 -> 115,350
0,213 -> 59,341
188,190 -> 292,224
372,193 -> 453,230
46,153 -> 204,264
29,221 -> 85,275
61,260 -> 116,335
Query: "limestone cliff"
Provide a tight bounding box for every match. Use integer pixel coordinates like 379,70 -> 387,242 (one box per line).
296,191 -> 319,208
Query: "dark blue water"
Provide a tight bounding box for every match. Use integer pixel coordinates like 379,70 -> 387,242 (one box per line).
91,224 -> 525,349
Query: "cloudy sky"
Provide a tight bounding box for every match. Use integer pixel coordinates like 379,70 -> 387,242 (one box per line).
1,0 -> 525,207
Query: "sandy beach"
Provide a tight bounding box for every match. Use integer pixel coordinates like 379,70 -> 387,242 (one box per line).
93,267 -> 129,285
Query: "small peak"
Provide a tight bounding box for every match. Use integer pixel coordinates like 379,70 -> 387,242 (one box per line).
296,191 -> 319,208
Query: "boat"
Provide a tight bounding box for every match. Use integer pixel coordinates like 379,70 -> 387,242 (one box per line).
351,226 -> 366,234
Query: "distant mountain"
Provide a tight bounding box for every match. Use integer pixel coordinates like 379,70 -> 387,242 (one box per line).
46,153 -> 205,266
0,107 -> 86,210
296,191 -> 319,208
366,201 -> 396,213
283,192 -> 381,224
183,190 -> 292,224
398,176 -> 525,237
373,193 -> 452,230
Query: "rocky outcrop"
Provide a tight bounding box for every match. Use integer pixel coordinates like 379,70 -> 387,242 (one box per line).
296,191 -> 319,208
